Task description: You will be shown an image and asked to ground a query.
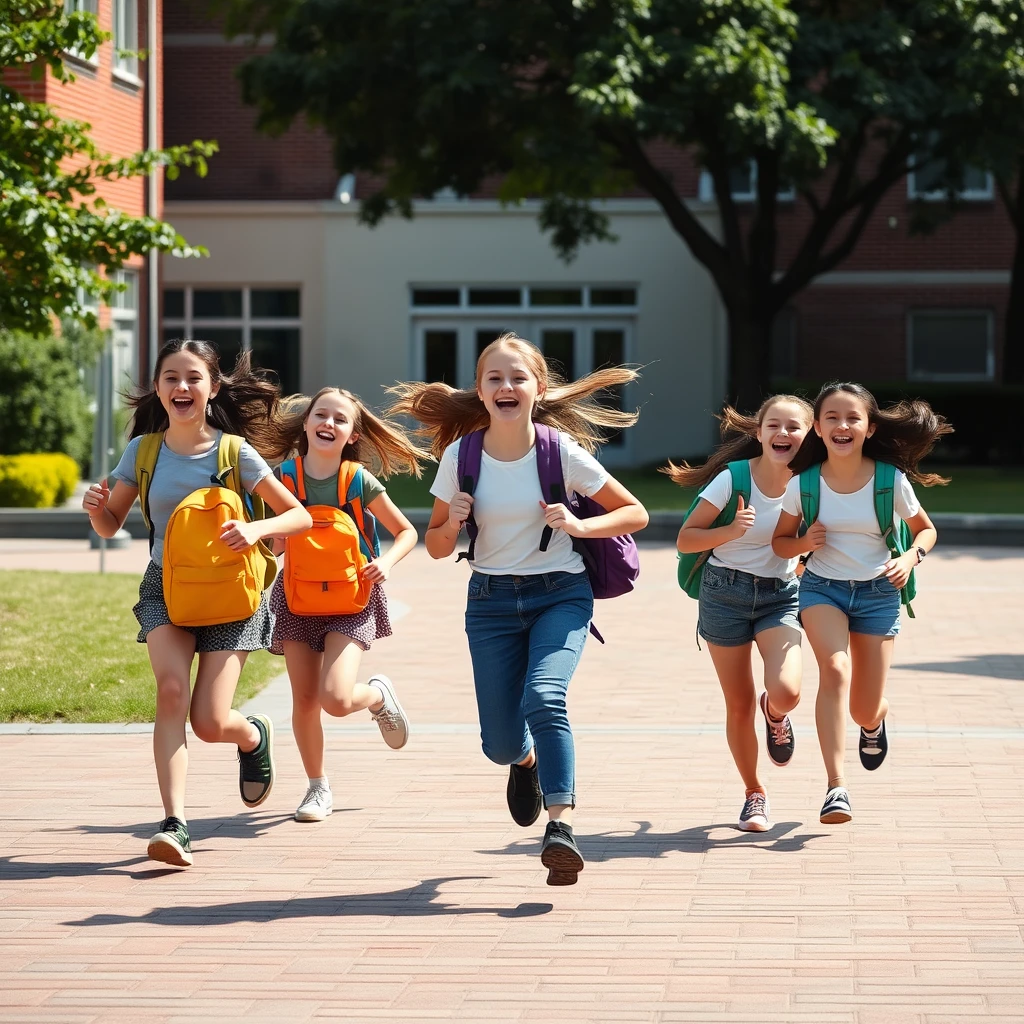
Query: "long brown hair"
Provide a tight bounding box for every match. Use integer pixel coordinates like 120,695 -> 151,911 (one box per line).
661,394 -> 814,490
278,386 -> 428,478
386,332 -> 640,457
127,339 -> 290,459
787,382 -> 953,486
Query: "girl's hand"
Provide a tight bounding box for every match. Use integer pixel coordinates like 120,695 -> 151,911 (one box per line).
448,491 -> 474,530
361,559 -> 390,584
728,495 -> 756,540
83,479 -> 110,516
884,551 -> 917,589
540,500 -> 584,537
220,519 -> 262,552
805,521 -> 827,551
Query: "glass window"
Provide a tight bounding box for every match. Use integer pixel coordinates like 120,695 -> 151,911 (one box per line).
196,328 -> 244,375
251,289 -> 300,318
412,288 -> 461,307
113,0 -> 138,78
476,327 -> 513,358
163,289 -> 184,319
193,289 -> 243,319
162,328 -> 181,346
530,288 -> 583,307
593,329 -> 626,446
468,288 -> 522,307
908,138 -> 994,200
251,327 -> 301,395
908,311 -> 993,380
425,330 -> 458,385
540,329 -> 575,380
590,288 -> 637,307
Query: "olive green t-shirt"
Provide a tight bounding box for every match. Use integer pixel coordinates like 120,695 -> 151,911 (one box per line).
273,464 -> 386,509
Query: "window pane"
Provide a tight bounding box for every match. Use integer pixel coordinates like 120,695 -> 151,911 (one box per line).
113,270 -> 137,313
530,288 -> 582,307
468,288 -> 521,307
412,288 -> 461,307
475,327 -> 513,359
729,163 -> 755,196
163,289 -> 184,319
425,330 -> 458,385
251,328 -> 301,395
193,289 -> 242,319
593,329 -> 626,446
910,312 -> 991,377
251,289 -> 300,318
770,309 -> 797,378
194,328 -> 244,376
541,329 -> 575,380
162,328 -> 181,346
962,167 -> 990,194
590,288 -> 637,307
114,0 -> 138,75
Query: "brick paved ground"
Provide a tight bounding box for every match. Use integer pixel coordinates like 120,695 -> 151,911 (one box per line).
1,542 -> 1023,1023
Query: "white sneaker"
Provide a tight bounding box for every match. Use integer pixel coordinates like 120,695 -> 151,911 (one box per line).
369,675 -> 410,750
294,782 -> 333,822
737,791 -> 770,832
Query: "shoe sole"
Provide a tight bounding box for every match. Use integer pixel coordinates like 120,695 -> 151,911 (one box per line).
294,807 -> 332,822
760,692 -> 794,768
241,714 -> 275,808
820,808 -> 853,824
541,842 -> 584,886
147,834 -> 193,868
737,818 -> 770,833
370,675 -> 410,750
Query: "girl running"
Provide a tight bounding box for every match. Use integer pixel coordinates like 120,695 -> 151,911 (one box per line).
83,339 -> 313,868
269,387 -> 426,823
667,395 -> 813,832
772,382 -> 950,824
389,333 -> 648,886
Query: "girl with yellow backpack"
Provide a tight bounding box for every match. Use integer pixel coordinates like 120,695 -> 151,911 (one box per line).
83,339 -> 313,869
268,387 -> 426,824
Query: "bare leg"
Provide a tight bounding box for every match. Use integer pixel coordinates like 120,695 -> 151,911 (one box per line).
284,640 -> 325,780
848,632 -> 894,730
707,641 -> 761,792
188,650 -> 258,750
755,625 -> 802,718
802,606 -> 852,787
319,632 -> 381,717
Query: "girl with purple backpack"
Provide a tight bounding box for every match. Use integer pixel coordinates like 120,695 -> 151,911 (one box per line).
389,333 -> 648,885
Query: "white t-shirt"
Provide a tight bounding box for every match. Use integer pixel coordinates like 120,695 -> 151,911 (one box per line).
698,464 -> 797,579
430,435 -> 609,576
781,467 -> 921,581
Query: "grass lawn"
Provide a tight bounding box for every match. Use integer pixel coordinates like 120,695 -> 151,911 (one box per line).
384,464 -> 1024,514
0,571 -> 283,723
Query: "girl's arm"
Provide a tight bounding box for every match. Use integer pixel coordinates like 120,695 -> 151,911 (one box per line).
424,494 -> 471,559
221,475 -> 312,552
676,497 -> 753,554
83,478 -> 138,538
362,492 -> 418,583
541,476 -> 649,539
772,510 -> 826,559
884,507 -> 937,588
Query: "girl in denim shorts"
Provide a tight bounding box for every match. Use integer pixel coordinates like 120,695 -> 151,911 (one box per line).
773,382 -> 950,825
668,395 -> 813,832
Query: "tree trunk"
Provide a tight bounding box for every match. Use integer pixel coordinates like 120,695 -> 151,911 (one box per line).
1004,183 -> 1024,384
726,305 -> 774,412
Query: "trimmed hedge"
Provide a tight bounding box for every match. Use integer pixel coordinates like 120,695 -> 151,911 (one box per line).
0,453 -> 80,508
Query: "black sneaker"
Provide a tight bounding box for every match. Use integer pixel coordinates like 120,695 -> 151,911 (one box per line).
820,786 -> 853,824
541,820 -> 584,886
859,719 -> 888,770
147,816 -> 193,867
238,714 -> 275,807
759,691 -> 795,767
506,760 -> 542,827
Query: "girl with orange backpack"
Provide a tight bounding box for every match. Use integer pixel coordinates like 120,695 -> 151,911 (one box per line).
268,387 -> 426,824
665,396 -> 812,833
389,333 -> 648,886
83,339 -> 313,869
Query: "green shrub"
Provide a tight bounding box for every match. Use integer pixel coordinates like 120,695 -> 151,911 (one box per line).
0,453 -> 81,508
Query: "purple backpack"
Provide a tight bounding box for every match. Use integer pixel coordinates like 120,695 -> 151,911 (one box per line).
455,423 -> 641,612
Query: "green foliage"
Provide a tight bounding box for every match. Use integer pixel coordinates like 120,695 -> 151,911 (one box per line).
0,452 -> 80,507
0,0 -> 218,335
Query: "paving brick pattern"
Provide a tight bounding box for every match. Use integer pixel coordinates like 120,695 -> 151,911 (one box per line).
2,543 -> 1023,1022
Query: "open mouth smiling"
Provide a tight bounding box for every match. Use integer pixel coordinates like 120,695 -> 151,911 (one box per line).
495,398 -> 519,410
830,434 -> 853,447
315,430 -> 335,442
770,440 -> 793,453
171,396 -> 194,411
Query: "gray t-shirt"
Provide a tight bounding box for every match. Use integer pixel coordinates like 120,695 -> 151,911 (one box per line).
272,464 -> 386,509
110,432 -> 273,563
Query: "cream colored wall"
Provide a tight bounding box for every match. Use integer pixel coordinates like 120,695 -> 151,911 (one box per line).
163,201 -> 725,466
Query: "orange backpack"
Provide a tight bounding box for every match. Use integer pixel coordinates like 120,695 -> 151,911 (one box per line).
278,457 -> 381,617
137,432 -> 277,628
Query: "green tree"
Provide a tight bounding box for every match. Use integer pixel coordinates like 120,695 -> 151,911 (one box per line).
0,1 -> 217,334
222,0 -> 1024,408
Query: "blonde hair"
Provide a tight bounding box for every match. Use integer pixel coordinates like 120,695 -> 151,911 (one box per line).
386,333 -> 640,457
275,386 -> 429,477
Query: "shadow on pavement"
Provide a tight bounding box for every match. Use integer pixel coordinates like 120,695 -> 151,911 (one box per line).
0,854 -> 180,881
42,810 -> 316,841
899,654 -> 1023,681
62,877 -> 553,926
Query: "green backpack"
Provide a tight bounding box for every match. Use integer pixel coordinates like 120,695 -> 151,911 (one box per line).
676,460 -> 751,599
799,461 -> 917,617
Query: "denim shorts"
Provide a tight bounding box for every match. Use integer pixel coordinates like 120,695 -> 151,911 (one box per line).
697,564 -> 801,647
798,569 -> 901,637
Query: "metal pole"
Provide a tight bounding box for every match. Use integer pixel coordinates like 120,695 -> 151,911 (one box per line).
147,0 -> 159,375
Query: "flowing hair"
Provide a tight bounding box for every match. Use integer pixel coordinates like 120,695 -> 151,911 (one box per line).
276,386 -> 428,478
386,332 -> 640,457
787,382 -> 953,486
127,339 -> 291,460
660,394 -> 814,490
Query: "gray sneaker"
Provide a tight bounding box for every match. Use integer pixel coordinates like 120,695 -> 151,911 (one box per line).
369,675 -> 410,749
737,791 -> 770,832
294,782 -> 333,822
820,786 -> 853,824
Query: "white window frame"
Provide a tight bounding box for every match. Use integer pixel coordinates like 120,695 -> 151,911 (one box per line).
907,165 -> 994,202
906,308 -> 995,382
63,0 -> 100,67
111,268 -> 139,393
112,0 -> 141,85
698,163 -> 796,204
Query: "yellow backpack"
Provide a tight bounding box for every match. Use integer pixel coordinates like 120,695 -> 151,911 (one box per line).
137,432 -> 278,628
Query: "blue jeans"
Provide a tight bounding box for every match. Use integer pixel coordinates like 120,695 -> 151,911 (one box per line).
464,571 -> 594,808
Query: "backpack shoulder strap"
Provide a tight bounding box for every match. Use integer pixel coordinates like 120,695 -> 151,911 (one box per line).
724,460 -> 751,522
873,461 -> 897,540
535,423 -> 568,553
278,457 -> 305,504
455,431 -> 486,562
799,464 -> 822,526
216,433 -> 266,521
135,432 -> 164,549
341,461 -> 379,560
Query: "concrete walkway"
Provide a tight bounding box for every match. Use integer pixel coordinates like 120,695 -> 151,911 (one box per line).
1,544 -> 1023,1022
